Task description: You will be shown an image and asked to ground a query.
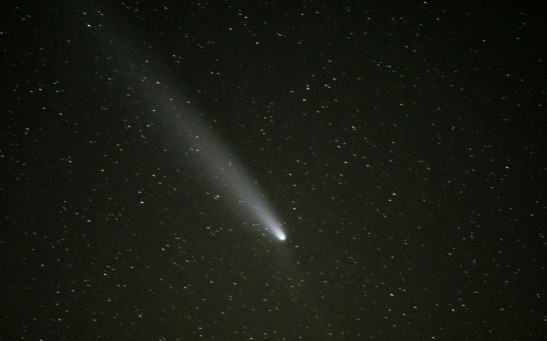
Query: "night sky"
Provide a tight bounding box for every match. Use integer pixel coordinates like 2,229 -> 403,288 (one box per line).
1,1 -> 546,340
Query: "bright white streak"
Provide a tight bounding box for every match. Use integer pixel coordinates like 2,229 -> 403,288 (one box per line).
155,90 -> 287,241
194,126 -> 287,241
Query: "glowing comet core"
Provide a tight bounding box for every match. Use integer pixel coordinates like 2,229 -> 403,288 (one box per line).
258,210 -> 287,241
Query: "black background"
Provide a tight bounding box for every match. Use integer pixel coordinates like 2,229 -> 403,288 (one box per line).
1,1 -> 546,339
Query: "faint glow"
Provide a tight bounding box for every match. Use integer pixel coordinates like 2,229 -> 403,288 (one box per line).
94,17 -> 286,242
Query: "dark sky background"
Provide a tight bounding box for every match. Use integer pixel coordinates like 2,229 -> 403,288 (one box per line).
1,1 -> 546,340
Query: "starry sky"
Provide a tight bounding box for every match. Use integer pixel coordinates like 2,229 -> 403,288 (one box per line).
1,1 -> 546,340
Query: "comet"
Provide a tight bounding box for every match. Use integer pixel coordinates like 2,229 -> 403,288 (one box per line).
152,86 -> 287,242
256,207 -> 287,241
87,4 -> 287,242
